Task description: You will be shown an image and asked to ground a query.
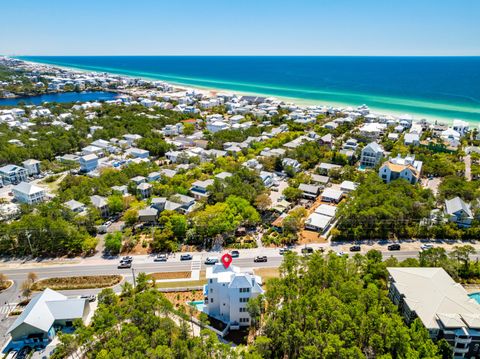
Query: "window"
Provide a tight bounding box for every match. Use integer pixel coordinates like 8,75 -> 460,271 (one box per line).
239,318 -> 250,323
239,288 -> 250,293
209,279 -> 212,284
210,288 -> 213,293
210,298 -> 213,303
239,307 -> 247,312
240,297 -> 249,303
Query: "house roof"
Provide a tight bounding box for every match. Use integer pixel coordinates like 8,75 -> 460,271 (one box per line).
314,204 -> 337,217
64,199 -> 85,211
445,197 -> 473,218
387,267 -> 480,330
13,181 -> 44,195
321,188 -> 343,200
305,213 -> 332,230
298,183 -> 319,194
8,288 -> 86,334
90,195 -> 107,207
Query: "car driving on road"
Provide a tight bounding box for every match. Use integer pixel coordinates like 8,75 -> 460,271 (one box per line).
230,250 -> 240,258
349,245 -> 361,252
154,254 -> 168,262
205,257 -> 219,265
180,254 -> 193,261
118,261 -> 131,269
254,256 -> 268,262
388,243 -> 401,251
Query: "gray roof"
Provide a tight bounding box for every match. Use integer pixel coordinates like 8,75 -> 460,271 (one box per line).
388,267 -> 480,330
90,195 -> 107,208
13,181 -> 44,195
64,199 -> 85,211
298,183 -> 319,194
8,288 -> 86,334
445,197 -> 473,218
363,142 -> 384,153
139,208 -> 158,216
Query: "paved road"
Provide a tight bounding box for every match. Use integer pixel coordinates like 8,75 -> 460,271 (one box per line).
465,155 -> 472,181
0,245 -> 479,339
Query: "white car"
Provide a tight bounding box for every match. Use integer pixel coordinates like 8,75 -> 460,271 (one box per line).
420,244 -> 434,251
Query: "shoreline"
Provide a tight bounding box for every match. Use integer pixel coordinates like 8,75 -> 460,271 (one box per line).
14,57 -> 477,125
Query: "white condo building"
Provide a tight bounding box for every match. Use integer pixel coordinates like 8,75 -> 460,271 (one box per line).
204,264 -> 264,328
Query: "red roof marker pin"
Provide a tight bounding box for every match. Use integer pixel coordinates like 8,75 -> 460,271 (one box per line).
221,253 -> 233,268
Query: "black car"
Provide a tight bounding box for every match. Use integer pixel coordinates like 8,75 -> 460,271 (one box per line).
388,243 -> 401,251
254,256 -> 268,262
230,250 -> 240,258
118,261 -> 132,268
349,245 -> 361,252
301,246 -> 314,254
180,254 -> 193,261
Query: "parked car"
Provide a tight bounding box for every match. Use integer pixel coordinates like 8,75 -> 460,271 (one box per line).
301,246 -> 314,254
180,254 -> 193,261
254,256 -> 268,262
349,245 -> 361,252
279,247 -> 291,255
420,244 -> 434,251
205,257 -> 219,265
118,261 -> 131,269
388,243 -> 401,251
336,251 -> 347,256
230,250 -> 240,258
154,254 -> 168,262
80,294 -> 96,302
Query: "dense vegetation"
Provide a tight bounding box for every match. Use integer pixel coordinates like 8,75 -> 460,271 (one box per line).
251,251 -> 444,358
333,174 -> 434,240
52,287 -> 238,359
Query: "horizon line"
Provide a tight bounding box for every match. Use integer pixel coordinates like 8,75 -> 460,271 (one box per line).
8,54 -> 480,58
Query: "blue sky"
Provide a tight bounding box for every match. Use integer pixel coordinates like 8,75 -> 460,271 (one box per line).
1,0 -> 479,55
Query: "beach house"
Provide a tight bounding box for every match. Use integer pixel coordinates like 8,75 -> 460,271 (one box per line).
204,263 -> 264,328
6,288 -> 90,350
22,159 -> 41,176
360,142 -> 384,168
444,197 -> 474,228
0,164 -> 28,185
12,182 -> 46,205
387,267 -> 480,358
378,154 -> 422,184
79,154 -> 99,173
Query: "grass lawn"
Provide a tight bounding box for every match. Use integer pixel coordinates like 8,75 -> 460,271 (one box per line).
31,275 -> 122,291
149,271 -> 191,280
254,267 -> 280,280
155,279 -> 207,289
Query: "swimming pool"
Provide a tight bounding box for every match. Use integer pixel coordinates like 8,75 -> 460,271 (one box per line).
188,300 -> 206,312
468,292 -> 480,304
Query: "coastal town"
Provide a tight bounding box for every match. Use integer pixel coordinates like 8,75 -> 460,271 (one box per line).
1,56 -> 480,358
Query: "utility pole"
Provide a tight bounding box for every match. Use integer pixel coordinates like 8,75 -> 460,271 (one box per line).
26,232 -> 34,256
131,266 -> 136,288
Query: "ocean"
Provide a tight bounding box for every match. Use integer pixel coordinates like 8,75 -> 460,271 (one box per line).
18,56 -> 480,123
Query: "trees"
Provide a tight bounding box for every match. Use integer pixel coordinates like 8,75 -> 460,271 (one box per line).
107,194 -> 124,214
54,288 -> 235,358
282,186 -> 302,202
104,232 -> 123,254
282,207 -> 307,238
253,252 -> 441,358
334,173 -> 434,240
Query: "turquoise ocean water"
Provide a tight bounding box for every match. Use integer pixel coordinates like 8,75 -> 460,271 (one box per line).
18,56 -> 480,123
